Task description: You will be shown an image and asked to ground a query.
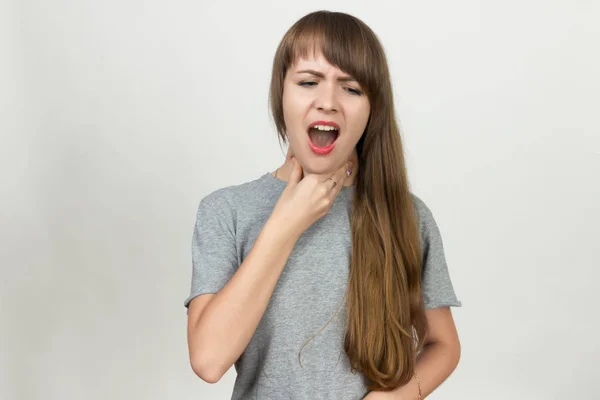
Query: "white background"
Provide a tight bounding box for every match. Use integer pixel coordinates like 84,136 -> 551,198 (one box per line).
1,0 -> 599,399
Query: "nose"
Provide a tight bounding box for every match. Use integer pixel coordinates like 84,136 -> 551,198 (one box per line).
315,84 -> 339,113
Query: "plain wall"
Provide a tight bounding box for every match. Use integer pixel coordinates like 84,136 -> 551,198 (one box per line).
1,0 -> 599,399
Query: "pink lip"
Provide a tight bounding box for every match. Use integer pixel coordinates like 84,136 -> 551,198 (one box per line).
308,138 -> 336,154
307,120 -> 340,155
308,120 -> 340,130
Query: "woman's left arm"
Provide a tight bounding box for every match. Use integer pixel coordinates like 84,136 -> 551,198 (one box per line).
365,307 -> 461,400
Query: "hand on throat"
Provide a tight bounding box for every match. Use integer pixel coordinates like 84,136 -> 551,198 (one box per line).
273,149 -> 359,187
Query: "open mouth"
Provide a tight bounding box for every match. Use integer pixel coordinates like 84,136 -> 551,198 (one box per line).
307,123 -> 340,154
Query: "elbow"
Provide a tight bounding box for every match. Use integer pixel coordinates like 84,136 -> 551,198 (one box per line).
188,329 -> 226,383
188,326 -> 232,383
190,356 -> 225,384
450,337 -> 461,369
426,337 -> 461,371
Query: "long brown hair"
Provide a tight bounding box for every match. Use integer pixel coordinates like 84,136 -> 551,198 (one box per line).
269,11 -> 428,391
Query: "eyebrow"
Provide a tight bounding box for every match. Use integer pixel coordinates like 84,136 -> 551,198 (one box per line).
295,69 -> 357,83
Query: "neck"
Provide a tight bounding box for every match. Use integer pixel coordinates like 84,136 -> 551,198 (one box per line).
272,151 -> 359,187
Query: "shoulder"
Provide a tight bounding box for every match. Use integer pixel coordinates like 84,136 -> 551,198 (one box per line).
410,193 -> 446,248
411,193 -> 436,229
196,173 -> 273,216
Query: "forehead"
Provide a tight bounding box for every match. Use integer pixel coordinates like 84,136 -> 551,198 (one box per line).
289,51 -> 348,76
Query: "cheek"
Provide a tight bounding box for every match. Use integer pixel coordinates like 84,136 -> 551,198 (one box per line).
282,89 -> 308,128
281,94 -> 295,128
349,102 -> 371,133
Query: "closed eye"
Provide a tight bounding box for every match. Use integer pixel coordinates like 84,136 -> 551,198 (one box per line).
299,81 -> 363,96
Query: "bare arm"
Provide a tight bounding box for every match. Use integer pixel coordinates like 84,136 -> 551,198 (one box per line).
391,307 -> 461,399
187,158 -> 354,384
187,215 -> 299,383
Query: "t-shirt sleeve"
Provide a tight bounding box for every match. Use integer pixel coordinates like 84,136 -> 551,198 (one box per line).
413,195 -> 462,309
183,198 -> 239,310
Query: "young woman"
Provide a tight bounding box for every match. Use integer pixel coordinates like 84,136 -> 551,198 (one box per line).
185,10 -> 461,400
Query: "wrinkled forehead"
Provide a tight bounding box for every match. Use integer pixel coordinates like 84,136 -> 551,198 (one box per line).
289,52 -> 344,75
288,37 -> 326,68
287,39 -> 353,77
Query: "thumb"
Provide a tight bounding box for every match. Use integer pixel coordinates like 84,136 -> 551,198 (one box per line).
287,158 -> 303,187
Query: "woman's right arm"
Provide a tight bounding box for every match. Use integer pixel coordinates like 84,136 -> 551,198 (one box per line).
187,214 -> 300,383
186,158 -> 353,383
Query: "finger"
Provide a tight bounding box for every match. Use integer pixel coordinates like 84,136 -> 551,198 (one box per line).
287,158 -> 303,187
325,161 -> 352,188
326,161 -> 353,197
285,147 -> 295,160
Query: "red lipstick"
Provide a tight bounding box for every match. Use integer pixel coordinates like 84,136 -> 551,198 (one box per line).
308,120 -> 340,130
307,120 -> 340,155
308,139 -> 336,155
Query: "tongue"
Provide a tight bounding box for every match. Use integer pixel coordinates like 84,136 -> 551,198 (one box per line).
309,128 -> 337,148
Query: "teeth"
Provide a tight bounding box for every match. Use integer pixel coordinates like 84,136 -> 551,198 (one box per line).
311,124 -> 338,131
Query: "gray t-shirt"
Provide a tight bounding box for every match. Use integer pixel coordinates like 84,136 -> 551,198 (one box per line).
184,172 -> 461,400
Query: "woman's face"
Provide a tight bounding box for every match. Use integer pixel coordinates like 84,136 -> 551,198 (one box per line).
282,51 -> 370,176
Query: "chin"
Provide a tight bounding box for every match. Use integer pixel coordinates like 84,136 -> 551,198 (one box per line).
301,154 -> 342,174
